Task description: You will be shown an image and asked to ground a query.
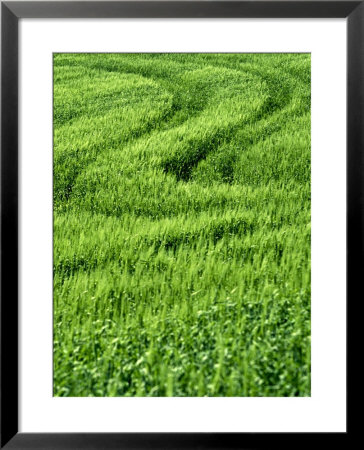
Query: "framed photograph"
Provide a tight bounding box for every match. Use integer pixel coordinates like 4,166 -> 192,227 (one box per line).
1,1 -> 356,448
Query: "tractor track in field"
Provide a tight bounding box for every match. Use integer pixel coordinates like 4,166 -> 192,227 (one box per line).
54,57 -> 308,208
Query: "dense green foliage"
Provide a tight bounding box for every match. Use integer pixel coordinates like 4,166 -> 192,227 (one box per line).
53,53 -> 311,397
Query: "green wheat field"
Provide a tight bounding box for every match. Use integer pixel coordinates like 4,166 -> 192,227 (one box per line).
53,53 -> 311,397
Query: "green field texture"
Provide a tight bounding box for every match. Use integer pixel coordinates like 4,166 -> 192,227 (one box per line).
53,53 -> 311,397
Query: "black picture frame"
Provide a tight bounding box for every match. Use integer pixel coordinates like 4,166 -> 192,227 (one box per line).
0,1 -> 358,448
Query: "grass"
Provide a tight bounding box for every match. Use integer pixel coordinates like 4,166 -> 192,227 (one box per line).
53,53 -> 311,397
